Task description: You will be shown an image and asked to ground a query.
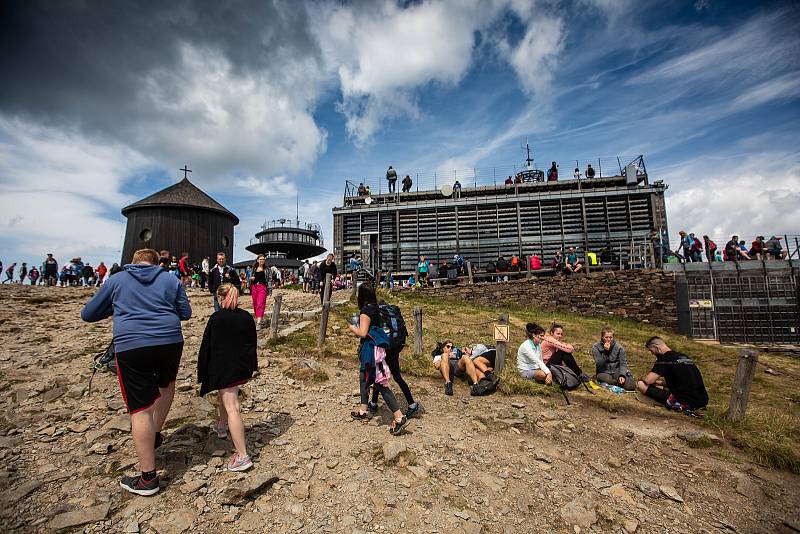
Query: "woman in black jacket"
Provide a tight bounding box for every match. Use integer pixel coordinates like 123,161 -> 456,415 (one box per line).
198,283 -> 257,472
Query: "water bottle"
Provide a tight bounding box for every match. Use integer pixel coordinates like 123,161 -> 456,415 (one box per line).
610,385 -> 624,394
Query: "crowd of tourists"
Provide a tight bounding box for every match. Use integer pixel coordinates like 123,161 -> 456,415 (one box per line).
71,246 -> 713,498
671,232 -> 789,263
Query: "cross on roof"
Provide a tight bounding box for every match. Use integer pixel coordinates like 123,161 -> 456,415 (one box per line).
179,165 -> 192,180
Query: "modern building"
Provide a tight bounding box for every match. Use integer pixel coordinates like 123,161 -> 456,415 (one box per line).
241,219 -> 326,270
121,177 -> 238,265
332,155 -> 668,274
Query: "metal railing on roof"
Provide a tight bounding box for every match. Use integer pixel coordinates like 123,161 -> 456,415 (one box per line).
258,219 -> 322,233
342,155 -> 647,203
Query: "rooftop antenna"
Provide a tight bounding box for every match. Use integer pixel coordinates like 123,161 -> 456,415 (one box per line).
524,139 -> 534,170
296,192 -> 299,227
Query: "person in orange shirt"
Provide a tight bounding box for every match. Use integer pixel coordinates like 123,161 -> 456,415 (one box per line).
540,323 -> 590,382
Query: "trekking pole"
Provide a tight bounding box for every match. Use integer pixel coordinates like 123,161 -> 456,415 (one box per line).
495,314 -> 508,374
413,307 -> 424,357
318,274 -> 332,348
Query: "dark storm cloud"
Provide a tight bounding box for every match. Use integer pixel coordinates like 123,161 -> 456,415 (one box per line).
0,0 -> 321,139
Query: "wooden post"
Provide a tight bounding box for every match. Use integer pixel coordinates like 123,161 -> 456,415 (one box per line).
318,274 -> 332,347
268,293 -> 283,339
413,307 -> 424,356
467,260 -> 474,285
350,271 -> 358,300
495,314 -> 508,373
727,349 -> 758,422
526,256 -> 532,279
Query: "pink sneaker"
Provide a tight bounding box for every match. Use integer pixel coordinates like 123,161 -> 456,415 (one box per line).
227,453 -> 253,472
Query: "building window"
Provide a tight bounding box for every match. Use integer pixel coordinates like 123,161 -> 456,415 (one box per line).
139,228 -> 152,241
222,236 -> 230,247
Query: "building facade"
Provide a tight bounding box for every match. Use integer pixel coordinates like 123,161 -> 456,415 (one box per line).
332,157 -> 668,274
241,219 -> 326,270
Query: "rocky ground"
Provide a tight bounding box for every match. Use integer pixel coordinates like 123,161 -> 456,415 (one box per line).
0,285 -> 798,533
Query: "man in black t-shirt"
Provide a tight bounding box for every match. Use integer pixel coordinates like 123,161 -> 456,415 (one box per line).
637,337 -> 709,412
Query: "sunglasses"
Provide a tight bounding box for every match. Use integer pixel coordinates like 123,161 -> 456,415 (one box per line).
444,344 -> 453,348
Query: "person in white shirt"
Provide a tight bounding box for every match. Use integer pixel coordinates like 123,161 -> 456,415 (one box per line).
517,322 -> 551,385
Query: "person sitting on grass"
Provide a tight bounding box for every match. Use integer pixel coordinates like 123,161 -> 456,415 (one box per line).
541,323 -> 591,382
591,327 -> 634,391
348,284 -> 410,436
636,337 -> 709,414
197,283 -> 257,472
517,323 -> 550,383
432,341 -> 484,396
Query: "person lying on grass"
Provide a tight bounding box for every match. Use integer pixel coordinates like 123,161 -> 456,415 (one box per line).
432,341 -> 484,396
637,336 -> 709,415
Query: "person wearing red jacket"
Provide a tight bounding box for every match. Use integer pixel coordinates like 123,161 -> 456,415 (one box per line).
96,262 -> 108,286
179,252 -> 190,287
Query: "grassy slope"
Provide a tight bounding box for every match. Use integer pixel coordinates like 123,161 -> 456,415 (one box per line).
298,287 -> 800,474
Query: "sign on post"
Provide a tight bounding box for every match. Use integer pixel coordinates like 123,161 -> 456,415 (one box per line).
493,324 -> 509,342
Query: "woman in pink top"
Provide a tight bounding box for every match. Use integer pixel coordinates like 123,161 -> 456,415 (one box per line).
541,323 -> 590,382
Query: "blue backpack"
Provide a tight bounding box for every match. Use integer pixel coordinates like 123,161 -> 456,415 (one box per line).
377,304 -> 408,351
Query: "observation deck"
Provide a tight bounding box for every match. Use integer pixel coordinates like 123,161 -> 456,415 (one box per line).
245,219 -> 326,262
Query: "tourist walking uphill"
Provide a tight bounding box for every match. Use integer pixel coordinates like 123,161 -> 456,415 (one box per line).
348,284 -> 410,436
80,248 -> 192,496
197,283 -> 258,472
249,255 -> 269,330
318,254 -> 337,303
208,252 -> 240,312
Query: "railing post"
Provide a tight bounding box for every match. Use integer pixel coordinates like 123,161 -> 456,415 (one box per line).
269,293 -> 283,339
351,271 -> 358,300
467,260 -> 474,285
727,349 -> 758,422
495,314 -> 508,374
413,307 -> 424,357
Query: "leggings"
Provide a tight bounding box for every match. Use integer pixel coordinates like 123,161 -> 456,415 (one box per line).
360,369 -> 399,413
372,348 -> 415,406
596,372 -> 636,391
547,350 -> 584,377
251,283 -> 268,319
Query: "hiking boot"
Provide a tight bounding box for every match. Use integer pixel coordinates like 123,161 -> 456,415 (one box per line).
444,382 -> 453,396
227,453 -> 253,472
120,474 -> 160,496
405,403 -> 420,418
351,410 -> 372,421
154,431 -> 163,449
367,401 -> 379,414
389,416 -> 410,436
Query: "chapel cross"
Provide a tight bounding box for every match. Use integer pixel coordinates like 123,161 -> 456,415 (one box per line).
180,165 -> 192,180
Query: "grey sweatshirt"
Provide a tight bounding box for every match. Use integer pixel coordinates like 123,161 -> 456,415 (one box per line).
590,340 -> 630,377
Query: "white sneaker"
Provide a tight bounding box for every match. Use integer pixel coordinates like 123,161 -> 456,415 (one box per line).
228,453 -> 253,472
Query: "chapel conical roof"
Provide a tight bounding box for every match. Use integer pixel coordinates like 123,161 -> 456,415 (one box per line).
121,178 -> 239,224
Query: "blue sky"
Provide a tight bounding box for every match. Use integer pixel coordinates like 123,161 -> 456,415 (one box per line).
0,0 -> 798,270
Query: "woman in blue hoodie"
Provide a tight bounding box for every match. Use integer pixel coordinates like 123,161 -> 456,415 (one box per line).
348,284 -> 409,436
81,248 -> 192,496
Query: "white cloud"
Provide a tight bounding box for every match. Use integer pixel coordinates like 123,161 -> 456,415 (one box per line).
663,154 -> 800,246
136,44 -> 327,184
0,117 -> 152,265
234,176 -> 297,198
497,15 -> 565,95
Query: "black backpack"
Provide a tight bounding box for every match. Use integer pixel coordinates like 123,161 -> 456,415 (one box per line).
550,365 -> 592,405
377,304 -> 408,351
485,261 -> 496,273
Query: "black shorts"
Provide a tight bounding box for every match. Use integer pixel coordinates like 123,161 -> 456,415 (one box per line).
115,342 -> 183,413
645,384 -> 670,404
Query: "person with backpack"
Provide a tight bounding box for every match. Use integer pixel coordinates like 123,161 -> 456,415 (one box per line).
318,254 -> 338,302
591,327 -> 634,391
517,323 -> 550,383
3,263 -> 16,284
637,337 -> 709,414
689,233 -> 703,262
80,248 -> 192,496
367,302 -> 419,417
702,235 -> 717,263
28,266 -> 40,286
348,284 -> 409,435
541,323 -> 590,382
197,283 -> 257,472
